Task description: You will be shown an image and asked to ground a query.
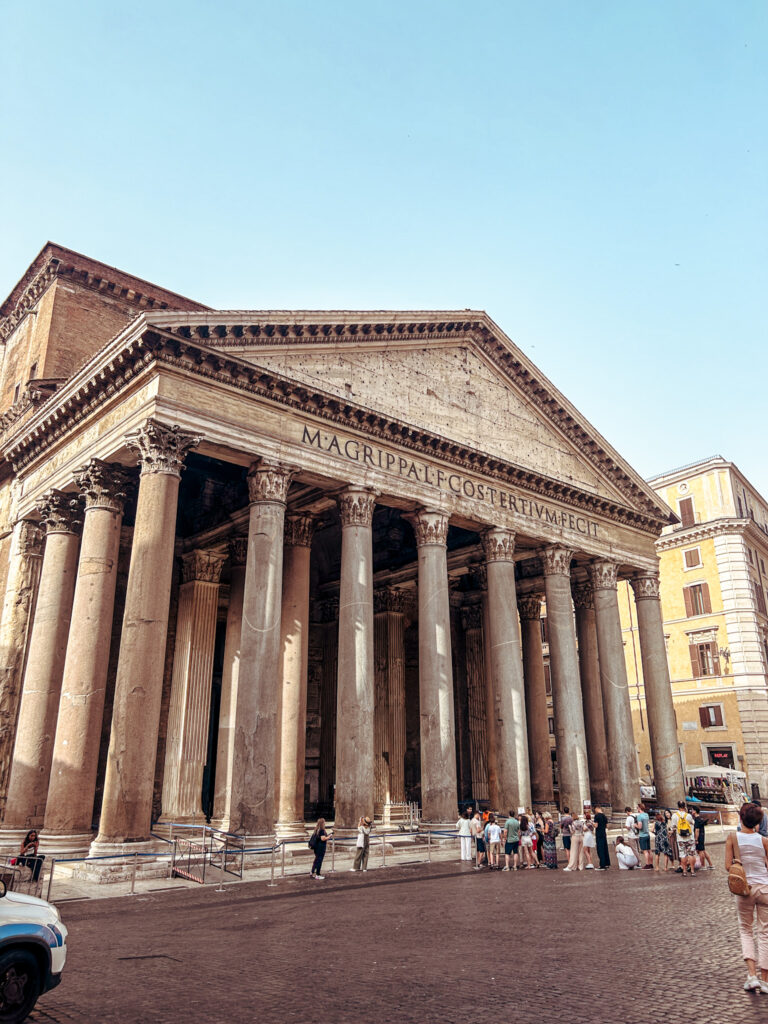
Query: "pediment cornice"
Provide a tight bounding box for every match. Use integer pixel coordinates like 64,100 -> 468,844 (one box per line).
1,319 -> 670,536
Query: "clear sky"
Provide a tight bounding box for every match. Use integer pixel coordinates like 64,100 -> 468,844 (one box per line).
2,2 -> 766,495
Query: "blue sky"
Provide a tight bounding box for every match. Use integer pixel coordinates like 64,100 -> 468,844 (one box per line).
2,2 -> 766,495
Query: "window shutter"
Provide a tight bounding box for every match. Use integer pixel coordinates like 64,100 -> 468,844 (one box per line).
683,587 -> 694,617
711,643 -> 721,675
699,706 -> 709,728
713,705 -> 724,726
679,497 -> 694,527
701,582 -> 712,614
684,549 -> 699,568
689,643 -> 702,678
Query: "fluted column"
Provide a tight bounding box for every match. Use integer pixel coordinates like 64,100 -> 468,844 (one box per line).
411,508 -> 457,821
3,493 -> 82,831
212,535 -> 247,827
461,603 -> 489,802
632,571 -> 685,807
0,519 -> 43,816
229,460 -> 294,835
335,487 -> 377,828
482,528 -> 530,811
373,587 -> 407,807
44,461 -> 130,851
572,581 -> 611,807
94,421 -> 199,848
541,546 -> 590,812
161,548 -> 226,823
276,515 -> 315,836
589,561 -> 638,811
518,593 -> 554,806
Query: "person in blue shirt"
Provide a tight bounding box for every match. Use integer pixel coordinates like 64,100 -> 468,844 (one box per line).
635,802 -> 653,868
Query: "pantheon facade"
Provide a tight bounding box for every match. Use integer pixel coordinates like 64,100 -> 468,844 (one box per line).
0,244 -> 684,858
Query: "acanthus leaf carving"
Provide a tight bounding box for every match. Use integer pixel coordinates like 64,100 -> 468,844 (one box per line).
588,560 -> 619,591
75,459 -> 131,513
481,527 -> 516,563
181,548 -> 227,584
517,593 -> 543,621
541,545 -> 574,577
461,603 -> 483,631
36,489 -> 83,536
571,581 -> 594,610
631,572 -> 661,601
408,508 -> 449,547
338,487 -> 377,528
228,535 -> 248,567
247,459 -> 295,504
284,514 -> 315,548
125,419 -> 200,477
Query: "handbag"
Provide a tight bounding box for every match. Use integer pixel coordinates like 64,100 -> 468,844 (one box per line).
728,858 -> 751,897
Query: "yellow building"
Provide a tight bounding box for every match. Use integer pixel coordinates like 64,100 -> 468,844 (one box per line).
620,456 -> 768,798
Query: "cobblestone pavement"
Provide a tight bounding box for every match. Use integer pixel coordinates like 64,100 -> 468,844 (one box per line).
28,857 -> 768,1024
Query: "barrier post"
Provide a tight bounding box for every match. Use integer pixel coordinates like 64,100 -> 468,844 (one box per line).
215,843 -> 226,893
46,859 -> 56,903
130,852 -> 138,895
281,841 -> 286,878
267,843 -> 277,887
427,829 -> 432,863
382,833 -> 386,868
330,835 -> 336,873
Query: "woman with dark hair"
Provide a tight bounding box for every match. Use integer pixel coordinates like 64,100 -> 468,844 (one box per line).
308,818 -> 332,880
725,802 -> 768,993
653,811 -> 673,872
541,813 -> 558,869
594,806 -> 610,870
519,814 -> 535,868
17,829 -> 42,882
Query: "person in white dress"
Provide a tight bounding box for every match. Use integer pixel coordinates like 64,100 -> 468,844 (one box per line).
615,836 -> 639,870
725,802 -> 768,994
456,810 -> 473,861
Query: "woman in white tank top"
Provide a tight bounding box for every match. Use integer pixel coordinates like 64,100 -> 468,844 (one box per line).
725,802 -> 768,994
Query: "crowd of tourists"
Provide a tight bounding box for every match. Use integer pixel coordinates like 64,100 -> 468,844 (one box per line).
454,800 -> 713,874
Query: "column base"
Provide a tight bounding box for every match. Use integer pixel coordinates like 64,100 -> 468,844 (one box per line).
80,838 -> 170,883
275,820 -> 307,840
39,831 -> 95,859
0,828 -> 31,857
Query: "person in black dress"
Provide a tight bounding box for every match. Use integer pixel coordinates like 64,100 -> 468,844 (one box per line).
309,818 -> 332,880
594,806 -> 610,869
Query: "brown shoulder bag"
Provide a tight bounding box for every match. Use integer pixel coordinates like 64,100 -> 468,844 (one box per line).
728,858 -> 751,897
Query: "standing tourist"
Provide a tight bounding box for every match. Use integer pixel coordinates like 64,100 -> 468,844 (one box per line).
665,808 -> 679,867
456,809 -> 473,862
534,812 -> 545,865
652,811 -> 673,872
309,818 -> 332,879
519,814 -> 535,868
351,816 -> 373,872
582,812 -> 596,869
560,806 -> 573,862
541,813 -> 558,869
694,810 -> 713,870
624,806 -> 640,861
503,810 -> 520,871
564,809 -> 584,871
615,836 -> 639,870
635,802 -> 653,869
594,806 -> 610,870
471,811 -> 487,870
725,802 -> 768,993
485,814 -> 502,870
672,801 -> 696,877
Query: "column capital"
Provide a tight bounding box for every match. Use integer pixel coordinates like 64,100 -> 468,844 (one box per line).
125,419 -> 200,477
338,486 -> 377,528
481,527 -> 515,563
588,559 -> 619,591
460,602 -> 483,632
181,548 -> 226,585
373,587 -> 408,614
466,564 -> 487,592
75,459 -> 131,513
37,490 -> 83,536
247,459 -> 295,505
229,534 -> 248,567
317,596 -> 340,623
541,545 -> 574,577
517,592 -> 543,621
15,518 -> 44,556
631,571 -> 661,601
284,514 -> 315,548
571,580 -> 595,610
408,508 -> 449,547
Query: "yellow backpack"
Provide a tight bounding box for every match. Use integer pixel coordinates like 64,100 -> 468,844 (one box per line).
676,813 -> 692,838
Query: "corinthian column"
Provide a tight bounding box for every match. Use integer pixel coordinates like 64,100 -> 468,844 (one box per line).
541,546 -> 590,812
481,528 -> 530,811
518,593 -> 554,806
0,519 -> 43,816
572,581 -> 611,808
3,493 -> 82,832
589,561 -> 638,812
335,487 -> 377,828
411,508 -> 457,822
229,460 -> 294,835
373,588 -> 407,808
212,535 -> 247,828
161,548 -> 226,823
44,461 -> 130,852
94,421 -> 199,848
277,514 -> 315,836
461,603 -> 489,802
631,571 -> 684,807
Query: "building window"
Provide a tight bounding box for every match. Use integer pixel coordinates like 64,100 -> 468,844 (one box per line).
543,663 -> 552,696
689,641 -> 720,678
540,617 -> 548,644
748,548 -> 754,565
753,581 -> 767,616
12,383 -> 20,404
684,548 -> 702,569
683,583 -> 711,617
28,361 -> 37,381
738,496 -> 744,517
699,704 -> 724,728
707,746 -> 735,769
548,716 -> 555,735
678,497 -> 695,528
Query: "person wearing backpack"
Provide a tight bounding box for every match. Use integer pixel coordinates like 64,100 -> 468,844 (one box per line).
309,818 -> 333,879
725,802 -> 768,993
671,800 -> 696,876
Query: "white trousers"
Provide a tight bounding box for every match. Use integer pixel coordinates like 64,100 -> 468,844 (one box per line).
460,836 -> 472,860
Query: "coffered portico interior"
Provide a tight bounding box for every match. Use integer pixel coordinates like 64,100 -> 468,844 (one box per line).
0,305 -> 684,854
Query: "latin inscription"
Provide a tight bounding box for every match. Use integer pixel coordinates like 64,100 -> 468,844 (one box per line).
301,426 -> 599,538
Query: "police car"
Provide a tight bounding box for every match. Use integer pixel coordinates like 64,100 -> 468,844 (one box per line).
0,879 -> 67,1022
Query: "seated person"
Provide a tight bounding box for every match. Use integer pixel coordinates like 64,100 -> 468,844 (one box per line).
614,835 -> 639,870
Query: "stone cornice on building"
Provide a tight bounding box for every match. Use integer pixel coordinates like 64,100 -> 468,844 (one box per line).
0,314 -> 671,536
656,517 -> 766,552
0,242 -> 208,345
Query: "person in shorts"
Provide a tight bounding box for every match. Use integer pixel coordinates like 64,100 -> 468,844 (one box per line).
518,813 -> 536,868
471,811 -> 486,870
635,801 -> 653,868
560,806 -> 573,858
503,810 -> 520,871
485,813 -> 502,870
671,800 -> 696,876
694,810 -> 713,869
